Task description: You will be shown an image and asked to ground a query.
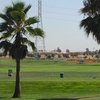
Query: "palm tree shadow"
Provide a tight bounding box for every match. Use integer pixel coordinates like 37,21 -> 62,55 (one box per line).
0,96 -> 12,99
38,98 -> 79,100
0,97 -> 6,99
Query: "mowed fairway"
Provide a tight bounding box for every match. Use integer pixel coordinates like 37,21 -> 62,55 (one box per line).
1,58 -> 100,100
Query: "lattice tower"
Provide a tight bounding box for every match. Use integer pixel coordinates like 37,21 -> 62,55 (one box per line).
35,0 -> 46,52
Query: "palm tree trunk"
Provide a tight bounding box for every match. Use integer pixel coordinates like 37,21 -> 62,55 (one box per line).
13,58 -> 21,98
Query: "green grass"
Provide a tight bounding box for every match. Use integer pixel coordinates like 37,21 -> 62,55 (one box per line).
1,58 -> 100,100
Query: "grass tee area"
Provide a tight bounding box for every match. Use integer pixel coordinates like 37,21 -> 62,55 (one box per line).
1,58 -> 100,100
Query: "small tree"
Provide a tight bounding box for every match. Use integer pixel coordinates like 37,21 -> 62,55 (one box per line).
57,47 -> 62,52
0,2 -> 44,98
86,48 -> 90,55
66,49 -> 70,53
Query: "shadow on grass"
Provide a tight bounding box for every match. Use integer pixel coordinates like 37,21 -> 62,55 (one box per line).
0,97 -> 3,98
0,97 -> 12,100
38,98 -> 78,100
0,97 -> 6,99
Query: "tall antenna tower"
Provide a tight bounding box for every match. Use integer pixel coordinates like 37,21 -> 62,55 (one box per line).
35,0 -> 45,52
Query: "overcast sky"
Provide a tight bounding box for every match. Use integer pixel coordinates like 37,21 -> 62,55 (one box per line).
0,0 -> 100,52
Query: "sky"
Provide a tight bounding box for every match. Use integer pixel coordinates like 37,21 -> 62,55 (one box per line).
0,0 -> 100,52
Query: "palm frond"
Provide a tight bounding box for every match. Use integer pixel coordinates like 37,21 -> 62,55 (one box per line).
0,22 -> 8,32
10,11 -> 25,21
26,26 -> 36,36
0,28 -> 15,40
13,2 -> 25,11
9,44 -> 27,59
80,14 -> 100,44
5,6 -> 13,17
21,37 -> 36,50
80,17 -> 95,36
24,5 -> 31,14
0,14 -> 14,25
28,41 -> 36,50
33,28 -> 44,37
26,27 -> 44,37
0,40 -> 12,56
0,13 -> 9,21
25,17 -> 39,26
21,37 -> 28,44
81,0 -> 100,16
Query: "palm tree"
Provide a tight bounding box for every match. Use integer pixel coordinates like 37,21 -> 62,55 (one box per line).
0,2 -> 44,98
80,0 -> 100,43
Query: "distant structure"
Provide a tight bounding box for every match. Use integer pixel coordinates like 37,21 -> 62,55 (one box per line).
35,0 -> 46,52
